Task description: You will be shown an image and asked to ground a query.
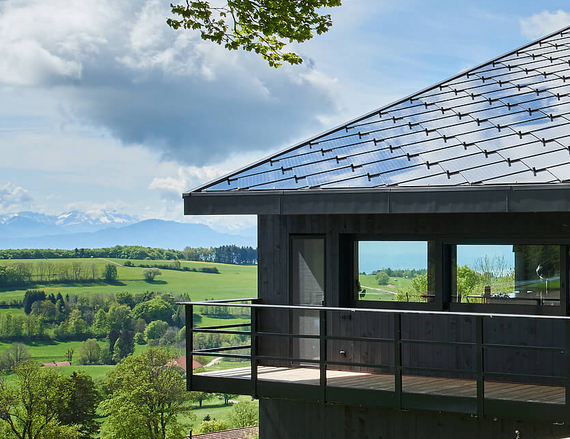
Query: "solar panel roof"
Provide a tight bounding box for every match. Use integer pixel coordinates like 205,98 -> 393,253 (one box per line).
192,26 -> 570,194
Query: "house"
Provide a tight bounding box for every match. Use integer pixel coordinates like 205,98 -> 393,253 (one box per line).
168,356 -> 203,371
42,361 -> 71,367
181,26 -> 570,439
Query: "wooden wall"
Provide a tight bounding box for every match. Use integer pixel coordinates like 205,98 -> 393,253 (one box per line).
257,212 -> 570,379
260,397 -> 570,439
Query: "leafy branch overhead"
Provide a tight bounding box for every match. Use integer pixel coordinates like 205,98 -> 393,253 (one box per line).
167,0 -> 342,67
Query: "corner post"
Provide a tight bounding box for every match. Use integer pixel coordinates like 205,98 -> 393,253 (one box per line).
394,313 -> 402,410
476,315 -> 484,417
320,308 -> 327,403
251,305 -> 258,399
186,304 -> 193,391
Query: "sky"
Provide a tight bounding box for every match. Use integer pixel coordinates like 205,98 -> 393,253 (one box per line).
2,1 -> 570,234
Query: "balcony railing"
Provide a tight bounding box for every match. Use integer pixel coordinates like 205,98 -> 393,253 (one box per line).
179,299 -> 570,422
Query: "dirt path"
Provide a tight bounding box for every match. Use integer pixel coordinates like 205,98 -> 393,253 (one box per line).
361,285 -> 397,295
97,258 -> 122,266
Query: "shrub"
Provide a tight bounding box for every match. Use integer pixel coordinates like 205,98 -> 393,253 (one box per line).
142,268 -> 162,282
197,419 -> 229,433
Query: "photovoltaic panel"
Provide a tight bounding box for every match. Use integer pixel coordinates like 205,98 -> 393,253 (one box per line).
197,27 -> 570,193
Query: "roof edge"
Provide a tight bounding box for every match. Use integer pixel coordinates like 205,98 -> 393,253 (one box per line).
184,184 -> 570,215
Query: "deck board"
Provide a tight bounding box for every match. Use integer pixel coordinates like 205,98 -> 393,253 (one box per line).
196,366 -> 564,404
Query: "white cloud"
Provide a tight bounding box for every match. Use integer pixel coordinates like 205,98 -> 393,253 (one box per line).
0,183 -> 32,212
520,10 -> 570,41
0,0 -> 341,166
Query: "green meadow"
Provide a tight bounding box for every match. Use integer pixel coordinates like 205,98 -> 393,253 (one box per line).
358,274 -> 414,301
0,258 -> 257,301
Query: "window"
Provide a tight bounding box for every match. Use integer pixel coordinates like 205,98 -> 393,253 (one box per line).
453,244 -> 560,306
356,241 -> 434,303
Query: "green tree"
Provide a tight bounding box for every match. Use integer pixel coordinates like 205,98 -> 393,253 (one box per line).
144,320 -> 169,344
78,339 -> 101,365
0,343 -> 30,372
0,361 -> 73,439
99,347 -> 192,439
58,372 -> 100,439
132,297 -> 174,324
228,401 -> 258,428
102,264 -> 118,282
456,265 -> 480,301
142,268 -> 161,282
167,0 -> 341,67
188,391 -> 212,408
375,271 -> 390,286
219,393 -> 239,405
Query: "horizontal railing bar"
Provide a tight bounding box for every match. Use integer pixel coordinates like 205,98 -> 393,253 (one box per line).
255,355 -> 321,365
192,352 -> 251,359
193,297 -> 259,304
483,343 -> 565,352
400,339 -> 474,347
193,329 -> 252,335
325,360 -> 393,369
256,331 -> 320,339
180,301 -> 570,321
193,323 -> 251,330
483,371 -> 566,381
193,344 -> 251,353
327,335 -> 394,343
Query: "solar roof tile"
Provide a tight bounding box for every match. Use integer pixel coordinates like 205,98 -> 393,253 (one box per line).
198,26 -> 570,193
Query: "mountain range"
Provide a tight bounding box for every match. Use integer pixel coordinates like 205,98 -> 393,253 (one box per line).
0,211 -> 256,250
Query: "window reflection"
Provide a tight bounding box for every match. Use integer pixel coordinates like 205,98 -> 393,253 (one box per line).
357,241 -> 433,303
454,245 -> 560,306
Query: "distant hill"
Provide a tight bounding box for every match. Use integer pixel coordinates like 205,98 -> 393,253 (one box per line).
0,212 -> 256,250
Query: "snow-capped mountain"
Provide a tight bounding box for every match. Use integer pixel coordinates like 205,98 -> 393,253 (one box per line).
0,211 -> 256,249
0,210 -> 139,236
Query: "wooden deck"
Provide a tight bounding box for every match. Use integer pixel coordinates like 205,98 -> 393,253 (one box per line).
197,366 -> 565,404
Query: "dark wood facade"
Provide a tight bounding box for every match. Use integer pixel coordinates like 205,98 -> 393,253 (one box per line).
255,212 -> 570,438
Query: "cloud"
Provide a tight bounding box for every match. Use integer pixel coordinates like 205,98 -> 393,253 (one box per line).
0,0 -> 341,166
0,183 -> 32,212
520,10 -> 570,40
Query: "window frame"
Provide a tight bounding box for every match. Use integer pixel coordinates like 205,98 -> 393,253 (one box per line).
344,234 -> 441,311
447,239 -> 568,316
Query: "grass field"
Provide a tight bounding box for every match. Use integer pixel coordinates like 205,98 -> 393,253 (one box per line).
358,274 -> 414,301
0,258 -> 257,301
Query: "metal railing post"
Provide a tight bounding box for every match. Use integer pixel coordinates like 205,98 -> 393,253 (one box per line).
564,320 -> 570,413
186,304 -> 193,391
320,308 -> 327,403
476,315 -> 484,417
394,313 -> 402,410
251,305 -> 258,398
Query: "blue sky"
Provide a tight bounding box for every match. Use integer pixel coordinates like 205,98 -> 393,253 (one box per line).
1,1 -> 570,233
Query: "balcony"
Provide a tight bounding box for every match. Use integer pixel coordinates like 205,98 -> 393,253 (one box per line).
180,299 -> 570,423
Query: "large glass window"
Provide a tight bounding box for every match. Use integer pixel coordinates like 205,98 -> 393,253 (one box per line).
453,245 -> 560,306
357,241 -> 434,303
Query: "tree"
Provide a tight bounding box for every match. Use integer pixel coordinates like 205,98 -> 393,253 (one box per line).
65,348 -> 74,364
99,347 -> 192,439
102,264 -> 117,282
228,401 -> 258,428
0,343 -> 31,372
144,320 -> 169,344
219,393 -> 239,405
58,372 -> 100,439
78,339 -> 101,365
167,0 -> 341,67
142,268 -> 161,282
23,290 -> 46,315
375,271 -> 390,286
188,391 -> 212,408
0,361 -> 73,439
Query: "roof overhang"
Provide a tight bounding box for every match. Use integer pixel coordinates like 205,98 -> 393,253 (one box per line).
183,184 -> 570,216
